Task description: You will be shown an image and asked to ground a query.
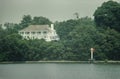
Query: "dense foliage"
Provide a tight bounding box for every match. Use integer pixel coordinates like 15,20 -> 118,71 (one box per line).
94,1 -> 120,32
0,1 -> 120,61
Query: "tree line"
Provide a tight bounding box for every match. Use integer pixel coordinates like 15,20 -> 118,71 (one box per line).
0,0 -> 120,61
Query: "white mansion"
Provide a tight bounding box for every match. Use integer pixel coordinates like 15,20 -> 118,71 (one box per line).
19,24 -> 59,41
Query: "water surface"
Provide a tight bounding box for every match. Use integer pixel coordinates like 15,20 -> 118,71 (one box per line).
0,63 -> 120,79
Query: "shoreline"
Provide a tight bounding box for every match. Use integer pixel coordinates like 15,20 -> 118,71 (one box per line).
0,60 -> 120,64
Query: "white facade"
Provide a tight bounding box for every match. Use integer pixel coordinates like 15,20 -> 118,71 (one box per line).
19,24 -> 59,41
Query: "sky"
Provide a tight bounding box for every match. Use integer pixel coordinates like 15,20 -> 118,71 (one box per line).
0,0 -> 119,24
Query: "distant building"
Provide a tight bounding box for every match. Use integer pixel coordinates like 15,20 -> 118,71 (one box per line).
19,24 -> 59,41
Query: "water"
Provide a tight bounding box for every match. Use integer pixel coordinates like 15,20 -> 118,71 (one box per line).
0,63 -> 120,79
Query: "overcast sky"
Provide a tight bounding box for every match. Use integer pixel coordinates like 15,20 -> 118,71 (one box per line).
0,0 -> 119,24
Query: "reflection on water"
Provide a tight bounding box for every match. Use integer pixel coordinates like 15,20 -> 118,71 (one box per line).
0,63 -> 120,79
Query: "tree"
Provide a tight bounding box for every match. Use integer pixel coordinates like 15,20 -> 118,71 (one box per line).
102,28 -> 120,60
0,14 -> 120,61
74,12 -> 79,19
44,42 -> 64,60
4,23 -> 15,29
20,15 -> 32,29
32,16 -> 52,25
3,23 -> 18,33
24,39 -> 46,61
55,19 -> 79,40
94,1 -> 120,32
69,24 -> 100,60
0,34 -> 26,61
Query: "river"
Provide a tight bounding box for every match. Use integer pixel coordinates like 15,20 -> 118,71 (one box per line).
0,63 -> 120,79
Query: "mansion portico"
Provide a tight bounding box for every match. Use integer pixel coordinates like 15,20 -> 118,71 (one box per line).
19,24 -> 59,41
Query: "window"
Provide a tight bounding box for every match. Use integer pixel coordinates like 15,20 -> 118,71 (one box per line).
55,36 -> 58,38
37,32 -> 41,34
44,36 -> 47,38
43,31 -> 47,34
32,36 -> 34,39
20,32 -> 24,34
31,32 -> 35,34
27,36 -> 29,39
25,32 -> 30,34
50,36 -> 54,39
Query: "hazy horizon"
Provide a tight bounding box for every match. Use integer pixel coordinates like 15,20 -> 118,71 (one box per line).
0,0 -> 119,24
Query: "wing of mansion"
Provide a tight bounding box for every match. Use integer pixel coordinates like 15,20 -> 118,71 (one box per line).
19,24 -> 59,41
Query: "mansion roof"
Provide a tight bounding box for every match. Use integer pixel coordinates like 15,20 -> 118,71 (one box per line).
19,25 -> 51,32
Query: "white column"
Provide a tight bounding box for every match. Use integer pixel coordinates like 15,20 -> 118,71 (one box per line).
51,24 -> 54,30
90,48 -> 94,60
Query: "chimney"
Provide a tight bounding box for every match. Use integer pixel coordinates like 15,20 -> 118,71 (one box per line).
51,24 -> 54,30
